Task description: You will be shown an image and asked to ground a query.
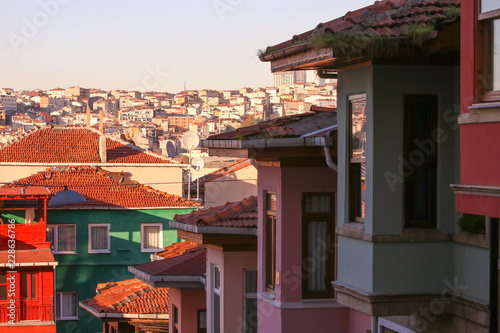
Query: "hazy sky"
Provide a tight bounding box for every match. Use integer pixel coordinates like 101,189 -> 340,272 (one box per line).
0,0 -> 374,93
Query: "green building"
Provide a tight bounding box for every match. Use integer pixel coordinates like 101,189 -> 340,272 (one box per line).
6,166 -> 199,333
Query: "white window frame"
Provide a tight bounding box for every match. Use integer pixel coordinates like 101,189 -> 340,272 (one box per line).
47,224 -> 77,254
140,223 -> 163,253
55,292 -> 79,320
378,318 -> 416,333
242,269 -> 257,333
88,224 -> 111,254
211,264 -> 221,333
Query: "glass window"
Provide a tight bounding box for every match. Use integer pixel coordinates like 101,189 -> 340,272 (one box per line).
303,194 -> 335,298
490,20 -> 500,91
480,0 -> 500,13
55,292 -> 78,320
243,270 -> 258,333
47,225 -> 76,254
265,192 -> 276,291
197,309 -> 207,333
404,95 -> 438,228
349,94 -> 367,223
212,265 -> 221,333
479,1 -> 500,100
88,224 -> 110,253
141,223 -> 163,252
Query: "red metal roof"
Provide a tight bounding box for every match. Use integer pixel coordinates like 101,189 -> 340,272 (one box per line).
0,248 -> 56,267
173,196 -> 257,228
0,127 -> 179,164
81,279 -> 169,314
265,0 -> 460,54
3,166 -> 200,209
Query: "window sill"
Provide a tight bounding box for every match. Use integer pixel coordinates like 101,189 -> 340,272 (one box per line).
56,317 -> 79,321
88,250 -> 111,254
337,225 -> 452,243
258,291 -> 275,301
141,249 -> 163,253
452,231 -> 489,249
459,102 -> 500,124
52,252 -> 77,255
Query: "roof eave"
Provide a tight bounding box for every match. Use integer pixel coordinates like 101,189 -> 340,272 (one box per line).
129,266 -> 206,288
169,220 -> 258,236
79,301 -> 169,320
259,42 -> 312,62
201,136 -> 332,150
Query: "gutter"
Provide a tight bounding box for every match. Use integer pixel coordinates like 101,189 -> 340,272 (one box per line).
129,266 -> 206,284
259,43 -> 311,62
169,220 -> 258,236
79,302 -> 169,320
201,136 -> 331,150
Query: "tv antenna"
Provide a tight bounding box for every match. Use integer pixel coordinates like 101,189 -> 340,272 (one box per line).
191,156 -> 205,201
182,131 -> 200,200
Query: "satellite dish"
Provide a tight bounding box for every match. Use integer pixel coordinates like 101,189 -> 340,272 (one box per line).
191,157 -> 205,172
182,131 -> 199,150
166,141 -> 176,158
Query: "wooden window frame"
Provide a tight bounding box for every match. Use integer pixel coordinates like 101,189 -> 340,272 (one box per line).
21,272 -> 38,300
477,1 -> 500,102
302,193 -> 335,299
242,269 -> 257,333
264,192 -> 276,292
211,265 -> 221,333
403,95 -> 438,228
0,272 -> 8,301
172,304 -> 179,333
88,224 -> 111,254
348,94 -> 367,223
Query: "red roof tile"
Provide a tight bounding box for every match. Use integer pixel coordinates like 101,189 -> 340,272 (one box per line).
156,241 -> 204,259
81,279 -> 169,314
0,248 -> 56,267
3,166 -> 200,209
0,126 -> 179,164
264,0 -> 460,56
173,196 -> 257,228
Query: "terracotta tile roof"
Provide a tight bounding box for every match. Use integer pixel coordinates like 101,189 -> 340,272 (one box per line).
189,159 -> 253,192
81,278 -> 169,314
0,248 -> 56,267
0,126 -> 179,164
134,246 -> 206,277
173,196 -> 257,228
264,0 -> 460,56
208,111 -> 336,140
3,166 -> 200,209
156,241 -> 204,259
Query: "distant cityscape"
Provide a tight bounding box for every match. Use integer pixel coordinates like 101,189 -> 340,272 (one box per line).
0,70 -> 336,159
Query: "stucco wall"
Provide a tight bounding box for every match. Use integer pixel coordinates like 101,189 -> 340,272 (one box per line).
206,247 -> 257,333
203,165 -> 258,208
169,288 -> 206,333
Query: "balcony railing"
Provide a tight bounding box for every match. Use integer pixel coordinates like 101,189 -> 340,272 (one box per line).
0,298 -> 53,323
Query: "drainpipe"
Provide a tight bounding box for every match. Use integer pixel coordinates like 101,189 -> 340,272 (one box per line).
324,129 -> 337,171
99,110 -> 107,163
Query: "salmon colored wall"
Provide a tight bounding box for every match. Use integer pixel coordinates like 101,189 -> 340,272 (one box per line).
169,288 -> 206,333
348,308 -> 372,333
281,307 -> 349,332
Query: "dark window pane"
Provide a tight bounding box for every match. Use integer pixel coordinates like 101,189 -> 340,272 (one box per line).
198,310 -> 207,329
350,95 -> 367,161
214,267 -> 220,290
245,298 -> 258,333
31,274 -> 36,298
244,270 -> 257,294
0,273 -> 6,284
22,273 -> 27,298
307,221 -> 328,292
0,286 -> 6,300
213,293 -> 220,333
266,193 -> 276,212
305,195 -> 331,213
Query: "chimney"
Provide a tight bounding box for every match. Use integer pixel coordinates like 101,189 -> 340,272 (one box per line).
99,109 -> 104,134
86,106 -> 91,127
99,134 -> 107,163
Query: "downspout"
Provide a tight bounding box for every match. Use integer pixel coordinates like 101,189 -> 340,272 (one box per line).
317,70 -> 338,79
324,129 -> 337,171
371,316 -> 379,333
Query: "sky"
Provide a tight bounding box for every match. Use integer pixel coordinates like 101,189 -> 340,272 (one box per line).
0,0 -> 374,93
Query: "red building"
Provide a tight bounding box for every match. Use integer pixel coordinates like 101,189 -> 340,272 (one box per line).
455,0 -> 500,331
0,187 -> 57,332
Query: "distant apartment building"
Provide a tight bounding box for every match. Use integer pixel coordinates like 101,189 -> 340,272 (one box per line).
0,94 -> 17,111
168,114 -> 194,130
94,98 -> 117,113
65,85 -> 90,99
46,87 -> 65,97
120,108 -> 154,123
239,87 -> 253,94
